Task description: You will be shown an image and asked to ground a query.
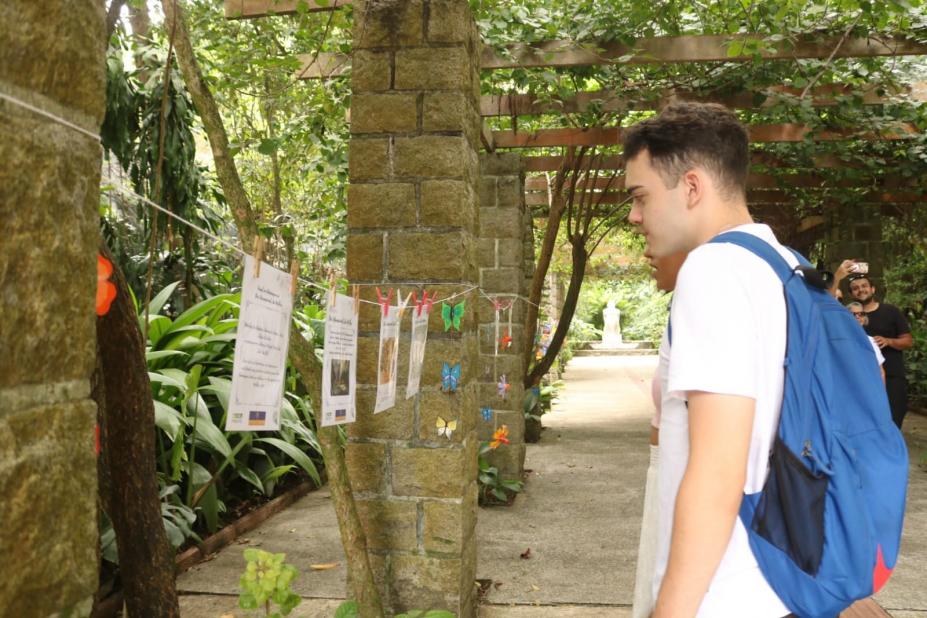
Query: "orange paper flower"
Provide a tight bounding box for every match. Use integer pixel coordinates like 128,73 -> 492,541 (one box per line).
490,424 -> 510,449
96,254 -> 117,316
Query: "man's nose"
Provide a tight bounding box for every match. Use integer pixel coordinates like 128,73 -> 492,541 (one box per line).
628,203 -> 642,226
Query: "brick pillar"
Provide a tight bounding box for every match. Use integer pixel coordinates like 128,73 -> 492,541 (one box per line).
345,2 -> 481,615
824,203 -> 885,294
478,153 -> 528,481
0,1 -> 105,615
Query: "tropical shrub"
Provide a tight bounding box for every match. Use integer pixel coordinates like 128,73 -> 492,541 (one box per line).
101,282 -> 324,564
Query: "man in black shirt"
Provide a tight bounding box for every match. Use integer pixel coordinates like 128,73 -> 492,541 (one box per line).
849,275 -> 914,428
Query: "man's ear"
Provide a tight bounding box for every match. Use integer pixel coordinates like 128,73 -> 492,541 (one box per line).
681,168 -> 703,209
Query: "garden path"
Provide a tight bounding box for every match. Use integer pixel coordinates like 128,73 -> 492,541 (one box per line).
177,354 -> 927,617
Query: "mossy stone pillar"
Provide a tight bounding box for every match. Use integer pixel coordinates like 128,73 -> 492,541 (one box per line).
823,203 -> 885,294
478,153 -> 528,482
345,1 -> 481,615
0,1 -> 105,614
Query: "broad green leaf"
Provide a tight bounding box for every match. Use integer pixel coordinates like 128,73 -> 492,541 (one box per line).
149,371 -> 186,391
146,349 -> 188,363
201,377 -> 231,412
146,315 -> 173,347
166,293 -> 235,335
191,406 -> 232,459
148,281 -> 181,317
154,400 -> 186,439
234,460 -> 266,495
255,438 -> 320,485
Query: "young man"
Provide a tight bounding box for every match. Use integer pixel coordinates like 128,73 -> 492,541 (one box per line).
624,102 -> 792,618
849,275 -> 913,427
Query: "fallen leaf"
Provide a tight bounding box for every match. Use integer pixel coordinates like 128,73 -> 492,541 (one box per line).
310,562 -> 339,570
236,538 -> 251,544
520,548 -> 532,559
493,582 -> 503,589
530,584 -> 540,592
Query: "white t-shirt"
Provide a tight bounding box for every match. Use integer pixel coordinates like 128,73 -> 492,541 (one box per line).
653,224 -> 790,618
869,337 -> 885,366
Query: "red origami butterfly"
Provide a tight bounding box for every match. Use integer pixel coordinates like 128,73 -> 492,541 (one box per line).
96,254 -> 117,316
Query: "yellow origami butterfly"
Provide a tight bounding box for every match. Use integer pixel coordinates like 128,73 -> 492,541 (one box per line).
436,416 -> 458,440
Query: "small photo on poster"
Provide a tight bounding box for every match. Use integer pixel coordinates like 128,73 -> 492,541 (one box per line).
330,358 -> 351,397
378,338 -> 397,385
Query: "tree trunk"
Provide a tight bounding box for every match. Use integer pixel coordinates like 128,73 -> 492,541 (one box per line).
263,75 -> 283,215
162,2 -> 384,615
523,192 -> 566,386
96,244 -> 181,617
105,0 -> 127,41
161,0 -> 259,248
525,243 -> 588,387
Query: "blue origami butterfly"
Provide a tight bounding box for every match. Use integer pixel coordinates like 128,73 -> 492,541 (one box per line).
481,407 -> 493,422
442,362 -> 461,392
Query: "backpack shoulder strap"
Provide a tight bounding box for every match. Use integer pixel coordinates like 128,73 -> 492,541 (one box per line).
709,231 -> 797,284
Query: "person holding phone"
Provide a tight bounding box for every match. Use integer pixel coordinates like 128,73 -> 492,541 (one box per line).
848,273 -> 913,428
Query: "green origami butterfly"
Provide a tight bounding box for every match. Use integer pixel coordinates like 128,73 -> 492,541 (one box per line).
441,301 -> 465,331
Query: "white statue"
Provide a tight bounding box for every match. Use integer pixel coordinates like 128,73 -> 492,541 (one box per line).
602,299 -> 622,347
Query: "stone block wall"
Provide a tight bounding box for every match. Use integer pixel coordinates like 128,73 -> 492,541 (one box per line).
0,1 -> 106,614
477,153 -> 530,481
823,203 -> 885,294
345,2 -> 482,615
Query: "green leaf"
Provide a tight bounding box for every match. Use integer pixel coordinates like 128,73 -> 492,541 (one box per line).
165,294 -> 235,336
256,437 -> 320,485
146,350 -> 188,362
234,460 -> 266,495
146,315 -> 173,346
154,400 -> 186,439
191,405 -> 233,459
148,281 -> 181,318
201,377 -> 232,412
258,138 -> 280,155
148,371 -> 187,391
335,601 -> 360,618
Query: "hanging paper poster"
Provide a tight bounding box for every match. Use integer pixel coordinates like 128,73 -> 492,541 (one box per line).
227,255 -> 293,432
374,295 -> 408,413
406,303 -> 431,399
321,292 -> 359,427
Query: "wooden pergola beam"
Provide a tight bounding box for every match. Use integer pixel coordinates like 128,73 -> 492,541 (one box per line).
521,152 -> 858,172
480,83 -> 924,117
492,123 -> 918,149
295,34 -> 927,79
523,189 -> 927,207
225,0 -> 351,19
524,174 -> 832,191
482,34 -> 927,69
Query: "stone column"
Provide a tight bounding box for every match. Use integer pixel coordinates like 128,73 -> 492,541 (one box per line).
478,153 -> 528,481
824,203 -> 885,293
345,2 -> 481,615
0,2 -> 105,615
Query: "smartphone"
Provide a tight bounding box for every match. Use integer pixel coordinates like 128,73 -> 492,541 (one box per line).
852,262 -> 869,274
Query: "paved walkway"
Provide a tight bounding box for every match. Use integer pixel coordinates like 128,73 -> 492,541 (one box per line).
177,355 -> 927,617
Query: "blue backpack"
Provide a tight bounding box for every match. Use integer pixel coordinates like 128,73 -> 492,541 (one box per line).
703,232 -> 908,618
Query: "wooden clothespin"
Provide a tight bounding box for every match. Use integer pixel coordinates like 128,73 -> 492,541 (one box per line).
289,260 -> 299,297
423,290 -> 437,314
352,284 -> 360,315
252,236 -> 264,277
375,287 -> 393,317
398,290 -> 412,320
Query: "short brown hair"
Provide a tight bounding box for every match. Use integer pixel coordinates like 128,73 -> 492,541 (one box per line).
622,102 -> 749,197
